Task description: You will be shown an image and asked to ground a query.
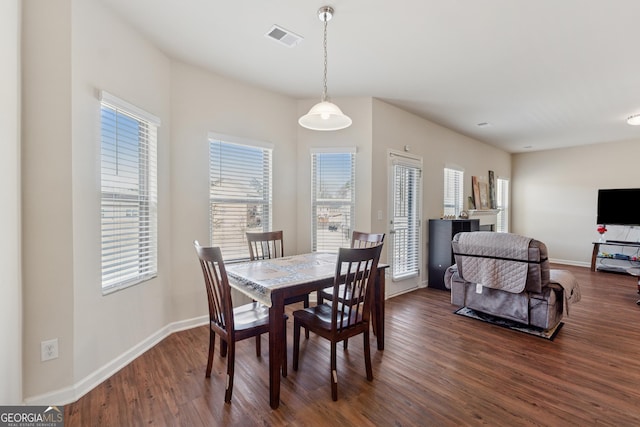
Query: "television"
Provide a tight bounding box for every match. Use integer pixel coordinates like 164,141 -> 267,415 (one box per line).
597,188 -> 640,226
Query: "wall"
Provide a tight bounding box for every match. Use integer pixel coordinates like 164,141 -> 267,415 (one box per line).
69,0 -> 173,398
512,139 -> 640,265
0,0 -> 22,405
169,61 -> 299,320
371,99 -> 512,290
21,0 -> 173,402
22,0 -> 75,401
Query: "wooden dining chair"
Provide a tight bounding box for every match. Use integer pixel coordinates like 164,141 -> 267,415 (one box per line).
292,244 -> 383,401
246,231 -> 310,337
194,240 -> 287,403
317,231 -> 385,348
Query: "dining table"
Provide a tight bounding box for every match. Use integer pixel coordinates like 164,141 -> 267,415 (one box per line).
225,251 -> 388,409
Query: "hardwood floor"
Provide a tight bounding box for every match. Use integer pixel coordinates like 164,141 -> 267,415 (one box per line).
65,264 -> 640,426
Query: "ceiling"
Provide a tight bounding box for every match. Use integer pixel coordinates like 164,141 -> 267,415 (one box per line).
98,0 -> 640,153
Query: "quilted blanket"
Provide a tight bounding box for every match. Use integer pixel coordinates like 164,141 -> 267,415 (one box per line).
456,232 -> 532,293
549,269 -> 581,315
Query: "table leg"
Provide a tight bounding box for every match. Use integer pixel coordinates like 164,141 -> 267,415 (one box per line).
591,243 -> 600,272
268,296 -> 284,409
374,268 -> 385,350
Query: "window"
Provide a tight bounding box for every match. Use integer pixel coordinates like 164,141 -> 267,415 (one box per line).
311,148 -> 356,253
100,91 -> 160,293
209,136 -> 272,260
443,167 -> 464,217
496,177 -> 510,232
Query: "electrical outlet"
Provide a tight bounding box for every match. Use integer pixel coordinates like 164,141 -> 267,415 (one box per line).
41,338 -> 59,362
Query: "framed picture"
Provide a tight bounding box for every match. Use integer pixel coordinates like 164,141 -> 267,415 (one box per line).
488,170 -> 496,209
479,182 -> 489,210
472,176 -> 481,210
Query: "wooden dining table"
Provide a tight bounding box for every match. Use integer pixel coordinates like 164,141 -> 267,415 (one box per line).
226,252 -> 388,409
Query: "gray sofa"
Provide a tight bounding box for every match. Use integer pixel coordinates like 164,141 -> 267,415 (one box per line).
444,231 -> 572,330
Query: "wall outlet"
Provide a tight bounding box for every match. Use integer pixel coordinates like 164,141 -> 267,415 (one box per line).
41,338 -> 59,361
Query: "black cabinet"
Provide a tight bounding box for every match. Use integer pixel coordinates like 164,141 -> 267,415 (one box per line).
428,219 -> 479,290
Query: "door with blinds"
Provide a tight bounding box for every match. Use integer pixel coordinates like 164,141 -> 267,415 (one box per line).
387,152 -> 423,297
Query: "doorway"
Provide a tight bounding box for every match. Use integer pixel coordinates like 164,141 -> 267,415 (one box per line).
387,151 -> 422,297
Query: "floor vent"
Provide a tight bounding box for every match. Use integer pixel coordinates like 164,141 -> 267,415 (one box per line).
265,25 -> 303,48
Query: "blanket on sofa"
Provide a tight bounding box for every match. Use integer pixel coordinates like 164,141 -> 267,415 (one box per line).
456,232 -> 533,293
549,269 -> 581,316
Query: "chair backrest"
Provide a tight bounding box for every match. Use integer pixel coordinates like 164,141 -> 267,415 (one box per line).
331,245 -> 383,333
246,230 -> 284,260
194,240 -> 234,333
351,231 -> 385,248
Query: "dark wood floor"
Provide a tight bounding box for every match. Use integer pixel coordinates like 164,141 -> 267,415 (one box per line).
65,264 -> 640,426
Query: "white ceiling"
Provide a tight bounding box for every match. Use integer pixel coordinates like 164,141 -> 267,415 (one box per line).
98,0 -> 640,153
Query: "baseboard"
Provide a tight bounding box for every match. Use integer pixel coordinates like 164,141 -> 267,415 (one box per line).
549,258 -> 590,268
23,315 -> 209,406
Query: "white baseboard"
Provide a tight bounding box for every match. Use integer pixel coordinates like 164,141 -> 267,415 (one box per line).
549,258 -> 590,268
23,315 -> 209,406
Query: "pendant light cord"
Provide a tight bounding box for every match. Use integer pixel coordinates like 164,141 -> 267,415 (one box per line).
322,13 -> 328,102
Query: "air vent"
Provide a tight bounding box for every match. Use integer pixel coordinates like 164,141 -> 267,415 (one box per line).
265,25 -> 303,48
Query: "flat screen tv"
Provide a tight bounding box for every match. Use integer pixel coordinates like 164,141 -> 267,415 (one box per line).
597,188 -> 640,226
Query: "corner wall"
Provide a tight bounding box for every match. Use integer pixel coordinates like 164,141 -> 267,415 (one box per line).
0,0 -> 22,405
22,0 -> 74,400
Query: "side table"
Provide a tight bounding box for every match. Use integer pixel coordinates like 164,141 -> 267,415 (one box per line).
626,267 -> 640,305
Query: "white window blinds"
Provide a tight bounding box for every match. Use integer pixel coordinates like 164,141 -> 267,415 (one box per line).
311,149 -> 356,253
444,167 -> 464,217
496,177 -> 510,232
209,137 -> 272,260
100,91 -> 160,293
391,158 -> 422,280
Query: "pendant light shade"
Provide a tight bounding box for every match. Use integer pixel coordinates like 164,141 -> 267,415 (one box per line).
298,101 -> 352,131
299,6 -> 352,131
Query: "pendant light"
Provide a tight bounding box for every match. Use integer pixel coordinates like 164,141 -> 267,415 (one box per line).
299,6 -> 352,131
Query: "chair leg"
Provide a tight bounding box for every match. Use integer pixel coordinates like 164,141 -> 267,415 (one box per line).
206,329 -> 215,377
304,296 -> 310,339
364,329 -> 373,381
293,318 -> 301,371
220,339 -> 228,357
343,338 -> 349,350
225,342 -> 236,403
331,341 -> 338,401
255,334 -> 261,358
282,318 -> 288,378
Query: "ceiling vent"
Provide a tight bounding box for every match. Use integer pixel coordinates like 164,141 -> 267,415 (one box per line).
265,25 -> 303,48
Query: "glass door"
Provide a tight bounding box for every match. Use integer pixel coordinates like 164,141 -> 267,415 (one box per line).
387,152 -> 422,297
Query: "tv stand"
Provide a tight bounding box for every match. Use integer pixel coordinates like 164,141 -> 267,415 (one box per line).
591,241 -> 640,273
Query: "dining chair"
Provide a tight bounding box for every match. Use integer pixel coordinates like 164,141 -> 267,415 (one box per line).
318,231 -> 385,348
194,240 -> 287,403
292,244 -> 383,401
246,231 -> 311,337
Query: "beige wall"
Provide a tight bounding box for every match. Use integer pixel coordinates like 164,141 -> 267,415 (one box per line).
22,0 -> 75,400
371,99 -> 512,288
21,0 -> 173,401
70,0 -> 173,393
169,61 -> 299,320
1,0 -> 22,405
512,140 -> 640,265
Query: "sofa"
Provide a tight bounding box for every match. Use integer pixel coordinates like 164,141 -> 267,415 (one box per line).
444,231 -> 580,330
